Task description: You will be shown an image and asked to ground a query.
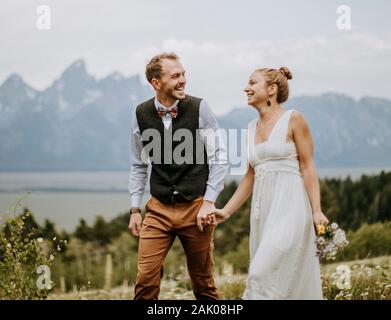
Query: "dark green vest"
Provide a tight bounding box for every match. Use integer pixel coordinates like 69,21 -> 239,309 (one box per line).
135,95 -> 209,204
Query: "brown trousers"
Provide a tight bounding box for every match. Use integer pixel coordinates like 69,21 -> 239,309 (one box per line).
134,195 -> 219,300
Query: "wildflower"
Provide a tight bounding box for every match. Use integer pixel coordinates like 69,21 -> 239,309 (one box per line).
333,229 -> 347,245
316,224 -> 326,235
37,237 -> 43,243
315,222 -> 349,262
317,237 -> 325,245
49,254 -> 55,261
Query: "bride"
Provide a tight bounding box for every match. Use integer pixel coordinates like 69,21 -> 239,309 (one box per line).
212,67 -> 329,299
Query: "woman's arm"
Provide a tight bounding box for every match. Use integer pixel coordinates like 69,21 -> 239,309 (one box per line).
214,165 -> 255,222
291,111 -> 329,226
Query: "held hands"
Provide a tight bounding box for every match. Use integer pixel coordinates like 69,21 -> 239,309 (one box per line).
199,206 -> 230,231
196,200 -> 217,232
212,208 -> 230,224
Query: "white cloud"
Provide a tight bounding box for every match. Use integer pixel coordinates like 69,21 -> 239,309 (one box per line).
123,32 -> 391,114
1,0 -> 390,115
1,1 -> 391,115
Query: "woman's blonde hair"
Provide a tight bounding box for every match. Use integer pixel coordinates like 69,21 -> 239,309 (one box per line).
256,67 -> 293,103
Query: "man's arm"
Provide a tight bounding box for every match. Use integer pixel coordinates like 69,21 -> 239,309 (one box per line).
196,99 -> 229,231
199,99 -> 229,202
128,106 -> 148,236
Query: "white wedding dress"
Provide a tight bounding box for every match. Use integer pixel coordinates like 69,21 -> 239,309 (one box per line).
242,109 -> 323,300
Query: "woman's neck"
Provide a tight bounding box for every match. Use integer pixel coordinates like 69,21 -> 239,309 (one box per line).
255,103 -> 284,120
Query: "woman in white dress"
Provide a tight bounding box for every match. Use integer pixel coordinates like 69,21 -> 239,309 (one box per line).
212,67 -> 329,299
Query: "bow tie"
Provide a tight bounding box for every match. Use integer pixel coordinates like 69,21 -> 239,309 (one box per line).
156,106 -> 178,119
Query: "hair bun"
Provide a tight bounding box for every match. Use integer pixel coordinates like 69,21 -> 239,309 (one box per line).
279,66 -> 293,80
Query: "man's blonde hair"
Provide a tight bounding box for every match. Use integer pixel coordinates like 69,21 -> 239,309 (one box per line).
145,52 -> 179,83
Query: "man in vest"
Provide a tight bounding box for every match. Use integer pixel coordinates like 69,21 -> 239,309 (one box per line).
128,52 -> 228,300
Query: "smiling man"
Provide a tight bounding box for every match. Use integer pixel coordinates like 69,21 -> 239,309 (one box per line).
128,52 -> 228,300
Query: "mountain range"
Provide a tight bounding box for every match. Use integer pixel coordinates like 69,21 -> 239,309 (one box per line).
1,59 -> 390,170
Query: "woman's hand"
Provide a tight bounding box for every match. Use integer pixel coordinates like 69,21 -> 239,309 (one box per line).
313,211 -> 329,234
209,208 -> 230,225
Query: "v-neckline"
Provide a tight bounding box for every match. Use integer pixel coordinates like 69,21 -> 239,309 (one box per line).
253,110 -> 289,147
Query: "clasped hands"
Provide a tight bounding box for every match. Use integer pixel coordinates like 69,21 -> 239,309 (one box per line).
196,200 -> 230,232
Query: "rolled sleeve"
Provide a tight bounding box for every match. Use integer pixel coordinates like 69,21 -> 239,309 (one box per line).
199,100 -> 229,202
128,107 -> 148,208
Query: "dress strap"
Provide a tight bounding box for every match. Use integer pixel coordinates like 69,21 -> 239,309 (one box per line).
273,109 -> 295,144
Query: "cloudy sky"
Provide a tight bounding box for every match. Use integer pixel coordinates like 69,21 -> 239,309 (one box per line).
1,0 -> 390,114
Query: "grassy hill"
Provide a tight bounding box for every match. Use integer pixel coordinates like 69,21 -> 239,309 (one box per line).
48,255 -> 391,300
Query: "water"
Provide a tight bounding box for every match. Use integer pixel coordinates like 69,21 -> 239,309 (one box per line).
1,167 -> 390,231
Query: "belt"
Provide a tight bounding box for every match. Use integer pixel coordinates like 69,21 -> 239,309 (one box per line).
170,193 -> 189,204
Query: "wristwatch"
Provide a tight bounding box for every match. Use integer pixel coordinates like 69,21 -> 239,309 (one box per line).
129,207 -> 141,215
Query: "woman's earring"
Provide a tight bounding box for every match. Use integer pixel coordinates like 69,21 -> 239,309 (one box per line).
267,98 -> 271,106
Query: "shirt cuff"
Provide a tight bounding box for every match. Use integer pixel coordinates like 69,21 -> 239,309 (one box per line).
203,186 -> 219,203
130,195 -> 142,208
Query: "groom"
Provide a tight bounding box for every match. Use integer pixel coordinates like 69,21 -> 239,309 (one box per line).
128,52 -> 228,300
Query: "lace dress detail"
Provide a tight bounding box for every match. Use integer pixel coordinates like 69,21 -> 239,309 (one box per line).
242,109 -> 323,300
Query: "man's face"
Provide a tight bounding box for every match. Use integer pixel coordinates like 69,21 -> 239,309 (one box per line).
154,59 -> 186,100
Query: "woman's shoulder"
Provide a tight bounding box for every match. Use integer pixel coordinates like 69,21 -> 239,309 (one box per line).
287,109 -> 309,131
284,108 -> 303,121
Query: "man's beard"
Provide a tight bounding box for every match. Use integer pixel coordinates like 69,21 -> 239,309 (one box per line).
166,87 -> 186,100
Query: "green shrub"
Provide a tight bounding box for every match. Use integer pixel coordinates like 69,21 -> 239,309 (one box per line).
336,222 -> 391,261
0,211 -> 58,299
216,236 -> 249,274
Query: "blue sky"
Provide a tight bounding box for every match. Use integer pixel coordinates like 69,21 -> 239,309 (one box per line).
1,0 -> 390,114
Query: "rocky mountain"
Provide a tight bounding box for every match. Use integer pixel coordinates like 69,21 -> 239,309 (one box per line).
0,60 -> 390,170
220,94 -> 391,167
0,60 -> 152,170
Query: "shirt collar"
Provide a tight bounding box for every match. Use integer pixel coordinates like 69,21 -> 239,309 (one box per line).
154,96 -> 179,110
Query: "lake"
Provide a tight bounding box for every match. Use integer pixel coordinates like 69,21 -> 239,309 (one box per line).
1,167 -> 390,231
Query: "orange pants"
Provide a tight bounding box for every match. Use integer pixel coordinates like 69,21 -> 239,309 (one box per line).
134,196 -> 219,300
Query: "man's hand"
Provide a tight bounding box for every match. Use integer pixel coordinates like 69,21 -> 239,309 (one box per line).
196,200 -> 216,232
128,212 -> 142,237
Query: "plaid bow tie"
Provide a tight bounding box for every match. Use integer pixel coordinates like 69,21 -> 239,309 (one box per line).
156,106 -> 178,118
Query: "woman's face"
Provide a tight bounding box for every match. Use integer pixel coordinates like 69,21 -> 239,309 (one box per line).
244,71 -> 269,106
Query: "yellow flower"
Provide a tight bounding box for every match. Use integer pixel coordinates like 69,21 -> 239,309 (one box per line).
317,224 -> 326,235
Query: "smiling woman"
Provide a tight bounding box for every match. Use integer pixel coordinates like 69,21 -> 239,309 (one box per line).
211,65 -> 329,299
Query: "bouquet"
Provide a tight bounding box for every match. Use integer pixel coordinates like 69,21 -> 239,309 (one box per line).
315,222 -> 349,261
